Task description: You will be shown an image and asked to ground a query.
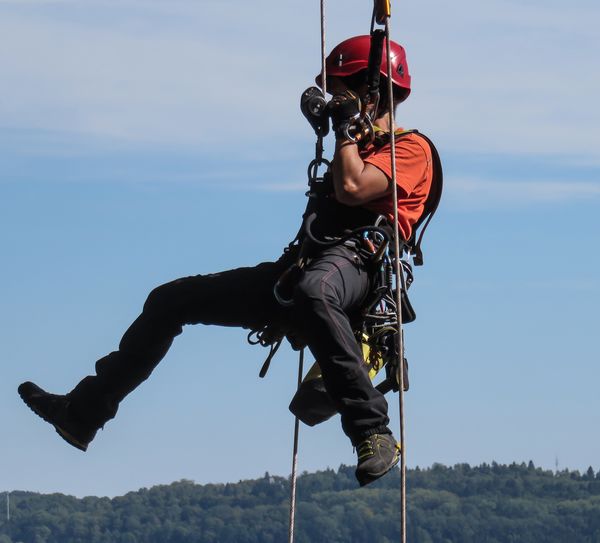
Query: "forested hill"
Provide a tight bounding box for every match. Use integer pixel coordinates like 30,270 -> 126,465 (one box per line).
2,462 -> 600,543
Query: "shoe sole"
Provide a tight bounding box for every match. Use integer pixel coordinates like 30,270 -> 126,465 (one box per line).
18,385 -> 89,452
356,446 -> 401,487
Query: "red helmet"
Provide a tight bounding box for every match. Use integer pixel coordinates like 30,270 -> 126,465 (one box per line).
316,35 -> 411,102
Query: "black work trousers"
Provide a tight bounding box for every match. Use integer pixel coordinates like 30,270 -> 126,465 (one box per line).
68,245 -> 390,445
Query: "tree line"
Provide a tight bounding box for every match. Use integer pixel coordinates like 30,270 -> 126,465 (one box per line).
2,462 -> 600,542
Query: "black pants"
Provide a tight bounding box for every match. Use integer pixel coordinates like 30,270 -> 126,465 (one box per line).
68,245 -> 390,444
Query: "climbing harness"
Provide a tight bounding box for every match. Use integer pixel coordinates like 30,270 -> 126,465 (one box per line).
247,2 -> 442,542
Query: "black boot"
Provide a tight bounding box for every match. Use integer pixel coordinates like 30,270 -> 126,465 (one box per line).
355,432 -> 401,486
18,382 -> 99,452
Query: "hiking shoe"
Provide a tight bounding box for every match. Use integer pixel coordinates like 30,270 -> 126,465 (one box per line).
355,433 -> 401,486
17,382 -> 97,452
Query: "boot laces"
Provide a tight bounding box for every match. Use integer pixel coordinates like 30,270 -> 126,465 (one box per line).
357,437 -> 377,460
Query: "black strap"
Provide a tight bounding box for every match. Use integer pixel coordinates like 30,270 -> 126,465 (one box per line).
373,129 -> 444,266
367,30 -> 386,103
409,131 -> 443,266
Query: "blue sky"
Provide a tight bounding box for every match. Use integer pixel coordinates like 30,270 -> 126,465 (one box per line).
1,0 -> 599,498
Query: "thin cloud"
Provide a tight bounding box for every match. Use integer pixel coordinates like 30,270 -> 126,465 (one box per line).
0,0 -> 598,161
450,177 -> 600,206
253,178 -> 600,206
0,7 -> 311,146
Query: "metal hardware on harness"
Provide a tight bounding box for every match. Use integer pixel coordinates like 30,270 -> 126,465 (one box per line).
306,157 -> 331,198
361,249 -> 413,396
248,326 -> 284,378
306,133 -> 330,196
302,212 -> 392,249
374,0 -> 391,25
340,115 -> 375,146
300,86 -> 330,137
272,133 -> 330,308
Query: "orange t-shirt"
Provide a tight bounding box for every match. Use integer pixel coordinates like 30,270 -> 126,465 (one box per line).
360,130 -> 433,241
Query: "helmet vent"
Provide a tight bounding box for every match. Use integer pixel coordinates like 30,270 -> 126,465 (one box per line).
336,54 -> 344,66
397,64 -> 404,77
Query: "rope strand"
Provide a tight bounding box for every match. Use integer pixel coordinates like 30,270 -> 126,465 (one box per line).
288,349 -> 305,543
289,5 -> 326,540
320,0 -> 327,96
381,12 -> 408,543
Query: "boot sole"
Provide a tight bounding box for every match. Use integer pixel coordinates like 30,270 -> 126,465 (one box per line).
18,385 -> 90,452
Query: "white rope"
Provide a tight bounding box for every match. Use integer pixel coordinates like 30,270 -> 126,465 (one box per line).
320,0 -> 327,96
287,348 -> 305,543
382,15 -> 408,543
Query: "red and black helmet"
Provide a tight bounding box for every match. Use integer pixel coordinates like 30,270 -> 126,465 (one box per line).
316,35 -> 411,102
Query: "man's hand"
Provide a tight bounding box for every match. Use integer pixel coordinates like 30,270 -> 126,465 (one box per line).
327,90 -> 361,135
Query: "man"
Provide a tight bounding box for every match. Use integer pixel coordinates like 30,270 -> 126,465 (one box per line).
18,35 -> 434,487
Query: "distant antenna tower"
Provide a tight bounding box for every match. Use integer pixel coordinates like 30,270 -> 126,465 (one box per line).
555,456 -> 559,472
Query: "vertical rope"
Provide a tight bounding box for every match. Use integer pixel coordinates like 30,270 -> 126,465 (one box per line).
288,4 -> 327,538
288,348 -> 305,543
382,16 -> 408,543
320,0 -> 327,96
289,4 -> 326,538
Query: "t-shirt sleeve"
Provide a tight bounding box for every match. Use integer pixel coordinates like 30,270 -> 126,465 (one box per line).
363,136 -> 429,197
